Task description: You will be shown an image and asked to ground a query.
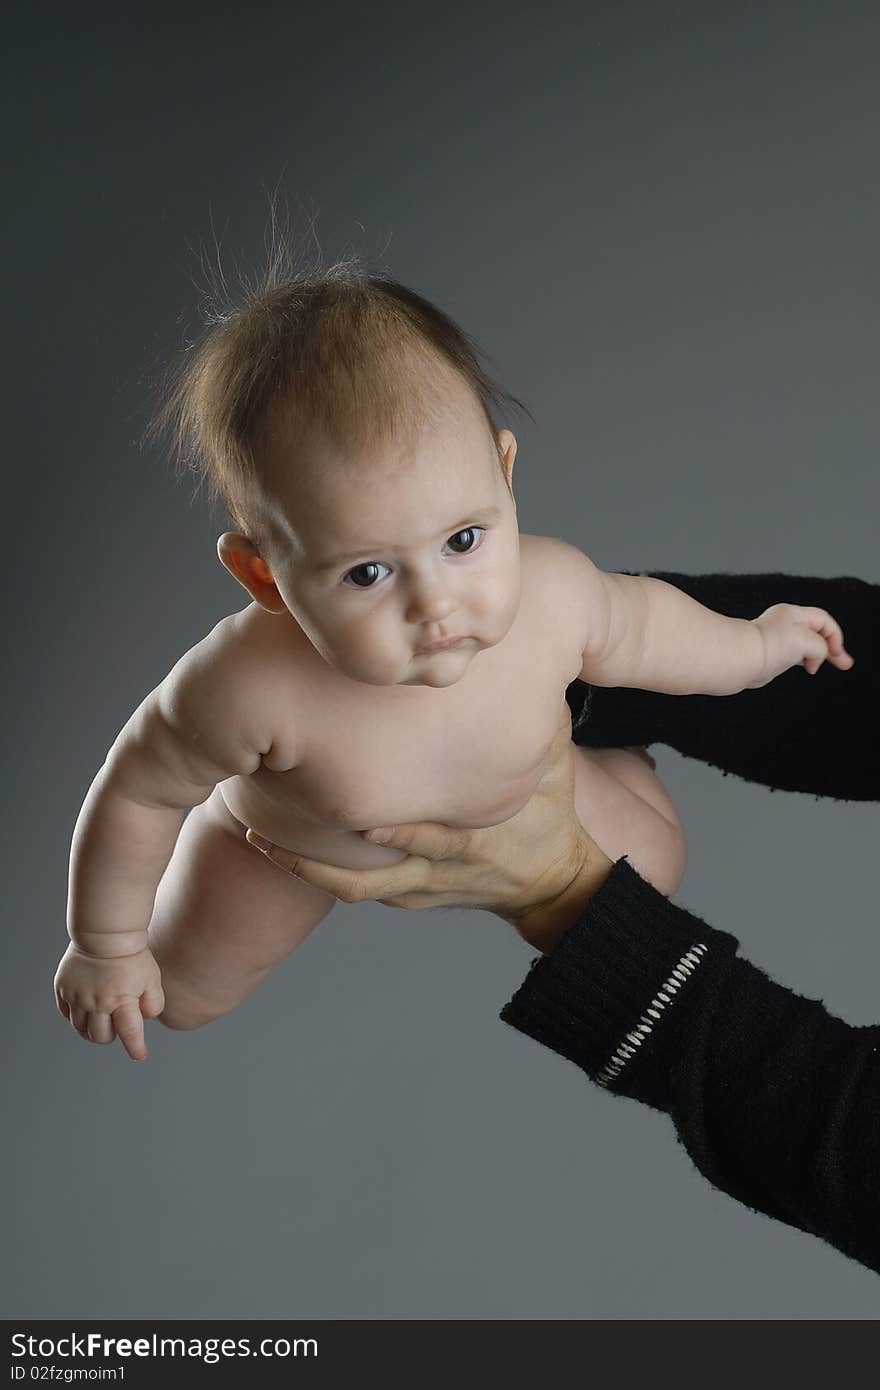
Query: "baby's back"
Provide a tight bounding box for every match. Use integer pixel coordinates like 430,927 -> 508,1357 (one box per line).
218,535 -> 585,869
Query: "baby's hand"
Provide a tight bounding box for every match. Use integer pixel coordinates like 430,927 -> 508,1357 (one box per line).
749,603 -> 855,689
53,943 -> 165,1061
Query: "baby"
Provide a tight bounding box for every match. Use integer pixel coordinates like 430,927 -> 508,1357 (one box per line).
56,267 -> 854,1061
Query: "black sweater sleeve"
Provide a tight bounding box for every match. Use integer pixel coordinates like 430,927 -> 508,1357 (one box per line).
502,570 -> 880,1275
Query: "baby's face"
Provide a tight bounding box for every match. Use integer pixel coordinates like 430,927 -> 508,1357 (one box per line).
256,405 -> 521,689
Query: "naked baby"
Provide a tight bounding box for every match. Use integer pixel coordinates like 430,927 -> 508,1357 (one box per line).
56,267 -> 854,1060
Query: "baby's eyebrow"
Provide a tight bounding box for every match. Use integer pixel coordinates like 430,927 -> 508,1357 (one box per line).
313,506 -> 503,572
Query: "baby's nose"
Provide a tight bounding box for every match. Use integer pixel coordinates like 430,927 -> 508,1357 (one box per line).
405,581 -> 457,624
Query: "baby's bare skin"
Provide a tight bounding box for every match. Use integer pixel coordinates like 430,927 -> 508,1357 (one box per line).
57,377 -> 853,1056
218,533 -> 667,870
145,533 -> 686,1032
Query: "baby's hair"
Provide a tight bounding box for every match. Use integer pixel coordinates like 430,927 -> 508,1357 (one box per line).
141,206 -> 533,554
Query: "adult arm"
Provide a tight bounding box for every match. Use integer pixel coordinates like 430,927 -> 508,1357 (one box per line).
513,568 -> 880,1273
251,761 -> 880,1274
500,855 -> 880,1276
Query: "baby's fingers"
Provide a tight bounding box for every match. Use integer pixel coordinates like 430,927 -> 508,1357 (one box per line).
801,607 -> 854,659
69,1005 -> 89,1039
796,607 -> 854,673
86,1011 -> 114,1045
111,1001 -> 148,1061
830,646 -> 855,669
140,981 -> 165,1020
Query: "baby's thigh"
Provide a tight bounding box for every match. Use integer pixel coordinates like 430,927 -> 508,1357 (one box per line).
148,785 -> 335,1018
572,745 -> 687,898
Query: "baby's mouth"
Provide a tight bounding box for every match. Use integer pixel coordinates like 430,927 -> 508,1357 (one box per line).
417,635 -> 469,655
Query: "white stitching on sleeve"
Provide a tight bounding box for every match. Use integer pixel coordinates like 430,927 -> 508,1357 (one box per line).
595,943 -> 709,1089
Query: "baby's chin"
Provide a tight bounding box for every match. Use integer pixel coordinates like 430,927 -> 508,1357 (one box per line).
340,641 -> 491,688
339,665 -> 469,689
396,652 -> 482,689
398,670 -> 467,689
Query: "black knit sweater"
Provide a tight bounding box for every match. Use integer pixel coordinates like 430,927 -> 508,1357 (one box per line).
500,572 -> 880,1275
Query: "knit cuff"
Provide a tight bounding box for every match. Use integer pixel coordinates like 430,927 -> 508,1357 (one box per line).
499,856 -> 739,1106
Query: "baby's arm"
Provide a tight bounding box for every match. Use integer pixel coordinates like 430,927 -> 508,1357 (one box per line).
561,547 -> 853,696
57,617 -> 276,1060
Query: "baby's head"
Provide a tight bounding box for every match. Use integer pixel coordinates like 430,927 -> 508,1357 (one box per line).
146,255 -> 531,688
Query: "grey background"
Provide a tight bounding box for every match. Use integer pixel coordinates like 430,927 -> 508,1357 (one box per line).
5,0 -> 879,1318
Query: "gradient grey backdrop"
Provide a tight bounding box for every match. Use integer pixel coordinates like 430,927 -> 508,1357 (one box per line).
5,1 -> 879,1318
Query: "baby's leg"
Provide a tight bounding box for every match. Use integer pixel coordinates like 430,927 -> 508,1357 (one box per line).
147,785 -> 336,1031
572,745 -> 687,899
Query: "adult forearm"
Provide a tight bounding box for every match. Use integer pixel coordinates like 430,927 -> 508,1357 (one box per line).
66,761 -> 185,957
570,572 -> 878,800
501,857 -> 880,1276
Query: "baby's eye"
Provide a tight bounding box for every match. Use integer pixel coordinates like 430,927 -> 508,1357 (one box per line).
445,526 -> 485,554
342,561 -> 391,589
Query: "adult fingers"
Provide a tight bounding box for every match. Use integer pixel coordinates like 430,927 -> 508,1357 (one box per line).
111,1001 -> 148,1061
362,822 -> 475,861
246,832 -> 431,904
247,821 -> 473,867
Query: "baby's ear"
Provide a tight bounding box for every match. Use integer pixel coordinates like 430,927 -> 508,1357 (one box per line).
217,533 -> 286,612
498,429 -> 517,487
216,532 -> 254,588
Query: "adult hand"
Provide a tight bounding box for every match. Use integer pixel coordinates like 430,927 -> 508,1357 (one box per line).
245,705 -> 615,953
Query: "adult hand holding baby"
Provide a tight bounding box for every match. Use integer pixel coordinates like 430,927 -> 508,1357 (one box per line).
246,704 -> 615,954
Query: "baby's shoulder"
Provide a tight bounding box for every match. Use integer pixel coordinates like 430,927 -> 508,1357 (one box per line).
170,603 -> 294,686
160,603 -> 304,771
228,600 -> 310,671
519,531 -> 590,581
517,525 -> 595,603
518,533 -> 596,643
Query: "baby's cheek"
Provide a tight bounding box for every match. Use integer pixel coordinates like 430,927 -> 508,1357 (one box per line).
482,581 -> 520,641
338,630 -> 400,684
